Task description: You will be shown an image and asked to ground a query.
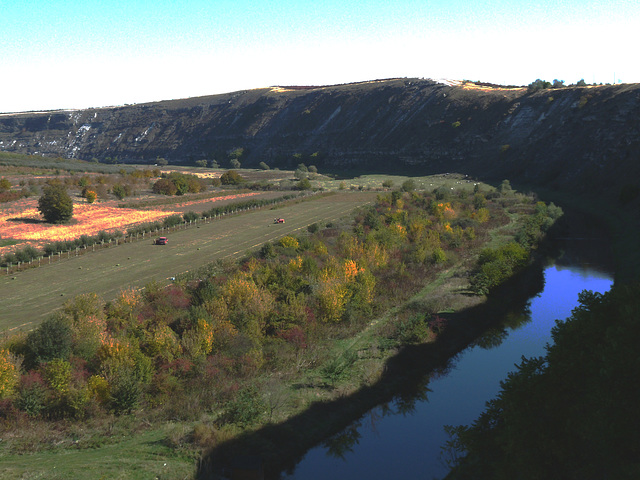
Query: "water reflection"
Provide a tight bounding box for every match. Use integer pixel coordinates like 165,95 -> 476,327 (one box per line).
281,263 -> 613,480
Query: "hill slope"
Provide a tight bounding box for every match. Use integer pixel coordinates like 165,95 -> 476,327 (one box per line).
1,78 -> 639,195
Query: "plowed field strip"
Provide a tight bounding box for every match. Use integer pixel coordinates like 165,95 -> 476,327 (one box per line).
0,192 -> 375,331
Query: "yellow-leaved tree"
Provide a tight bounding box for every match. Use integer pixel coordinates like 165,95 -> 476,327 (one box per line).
0,348 -> 19,399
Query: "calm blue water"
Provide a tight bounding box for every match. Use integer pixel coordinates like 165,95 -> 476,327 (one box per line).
281,264 -> 613,480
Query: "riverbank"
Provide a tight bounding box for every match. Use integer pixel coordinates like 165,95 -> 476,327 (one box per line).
199,240 -> 549,479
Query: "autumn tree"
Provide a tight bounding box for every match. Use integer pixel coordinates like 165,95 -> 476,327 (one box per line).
220,170 -> 245,185
38,184 -> 74,223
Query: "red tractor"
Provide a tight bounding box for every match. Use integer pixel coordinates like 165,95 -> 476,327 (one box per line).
154,237 -> 168,245
274,218 -> 285,224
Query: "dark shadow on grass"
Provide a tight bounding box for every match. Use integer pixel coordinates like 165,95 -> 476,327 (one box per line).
196,262 -> 546,480
6,217 -> 46,224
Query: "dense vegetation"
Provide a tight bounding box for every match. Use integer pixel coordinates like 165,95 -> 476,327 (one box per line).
0,184 -> 560,470
444,282 -> 640,479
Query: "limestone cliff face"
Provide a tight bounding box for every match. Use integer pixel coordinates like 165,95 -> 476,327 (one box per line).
1,78 -> 639,194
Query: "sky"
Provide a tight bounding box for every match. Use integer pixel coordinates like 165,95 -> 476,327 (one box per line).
1,0 -> 639,113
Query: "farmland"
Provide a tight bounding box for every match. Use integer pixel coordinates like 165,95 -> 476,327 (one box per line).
0,191 -> 375,331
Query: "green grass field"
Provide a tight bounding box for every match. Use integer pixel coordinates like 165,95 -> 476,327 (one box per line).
0,192 -> 376,333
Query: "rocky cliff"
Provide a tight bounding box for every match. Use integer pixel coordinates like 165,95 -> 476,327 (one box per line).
1,78 -> 639,194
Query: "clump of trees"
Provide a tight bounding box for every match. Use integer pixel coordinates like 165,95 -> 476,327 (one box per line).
152,172 -> 208,195
470,200 -> 562,294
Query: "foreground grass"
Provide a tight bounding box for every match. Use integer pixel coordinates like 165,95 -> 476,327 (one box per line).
0,423 -> 195,480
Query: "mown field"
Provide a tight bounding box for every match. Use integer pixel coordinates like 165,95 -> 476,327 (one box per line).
0,192 -> 376,332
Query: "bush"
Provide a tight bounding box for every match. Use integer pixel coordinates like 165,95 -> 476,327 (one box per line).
0,177 -> 11,191
220,170 -> 244,185
112,184 -> 128,200
296,178 -> 312,190
85,190 -> 97,203
38,184 -> 73,223
401,179 -> 416,192
14,246 -> 41,263
183,211 -> 200,223
152,178 -> 178,195
24,314 -> 73,369
163,214 -> 183,228
221,385 -> 265,427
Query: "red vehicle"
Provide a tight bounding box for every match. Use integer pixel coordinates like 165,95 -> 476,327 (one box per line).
154,237 -> 168,245
274,218 -> 285,224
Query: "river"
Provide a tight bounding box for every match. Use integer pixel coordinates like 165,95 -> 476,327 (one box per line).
279,261 -> 614,479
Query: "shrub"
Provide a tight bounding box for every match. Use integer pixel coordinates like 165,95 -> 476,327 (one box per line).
24,314 -> 73,369
85,190 -> 97,203
221,385 -> 266,427
0,349 -> 19,399
220,170 -> 244,185
401,179 -> 416,192
279,236 -> 299,249
112,184 -> 127,200
152,178 -> 178,195
183,211 -> 200,223
17,371 -> 48,417
38,184 -> 73,223
163,214 -> 183,228
0,177 -> 11,191
296,178 -> 312,190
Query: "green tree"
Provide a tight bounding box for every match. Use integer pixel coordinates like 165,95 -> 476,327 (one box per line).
25,314 -> 73,369
297,178 -> 312,190
499,179 -> 513,195
258,161 -> 270,170
230,158 -> 241,169
195,159 -> 208,168
401,179 -> 416,192
220,170 -> 244,185
112,184 -> 127,200
38,184 -> 73,223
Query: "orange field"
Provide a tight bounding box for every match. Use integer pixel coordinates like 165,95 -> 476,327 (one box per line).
0,192 -> 264,255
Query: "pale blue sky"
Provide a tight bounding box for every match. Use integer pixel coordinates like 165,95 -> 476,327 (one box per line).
1,0 -> 638,112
